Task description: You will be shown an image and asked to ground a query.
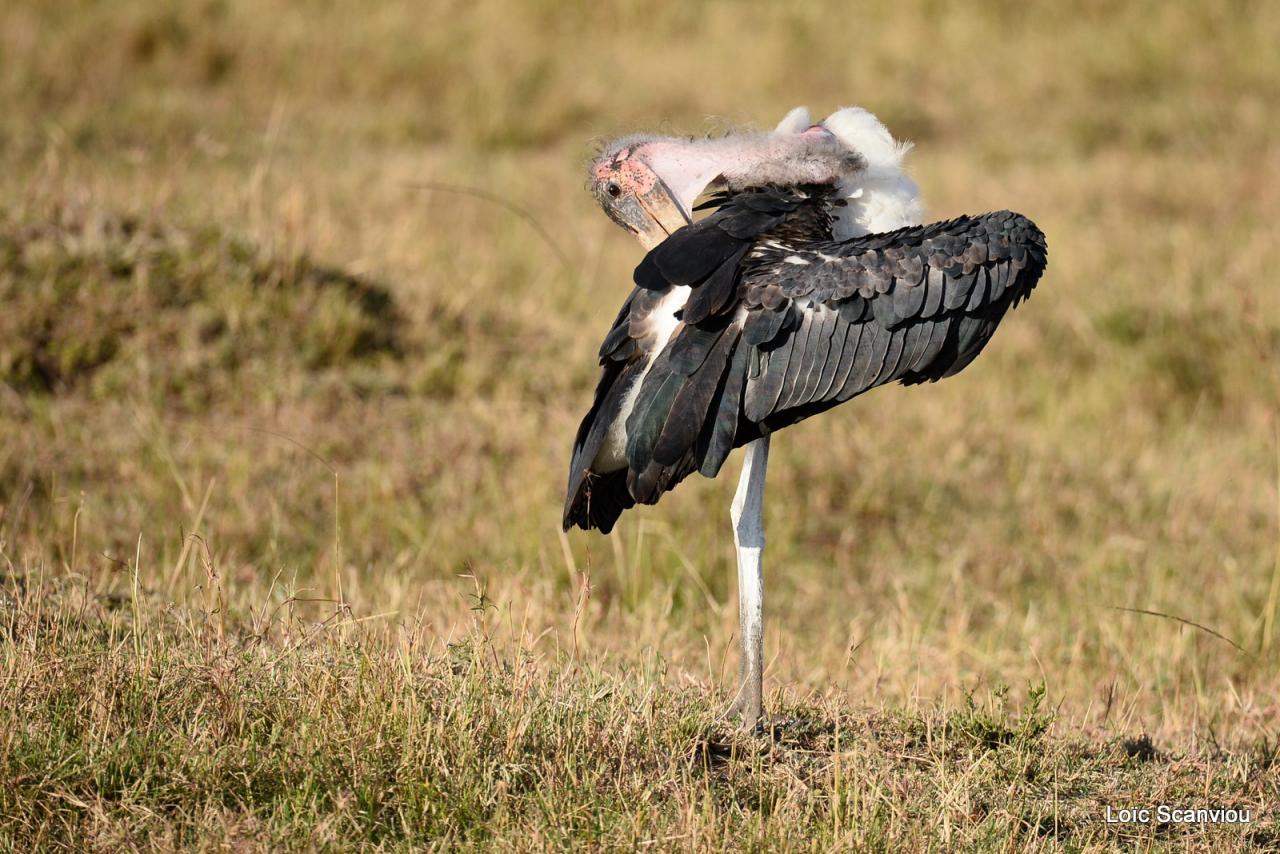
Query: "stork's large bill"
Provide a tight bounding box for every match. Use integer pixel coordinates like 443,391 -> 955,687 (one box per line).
564,184 -> 1047,533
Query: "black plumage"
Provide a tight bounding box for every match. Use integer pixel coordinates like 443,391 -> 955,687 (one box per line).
564,186 -> 1048,533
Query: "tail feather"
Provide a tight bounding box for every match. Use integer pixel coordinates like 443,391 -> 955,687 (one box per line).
563,469 -> 635,534
565,323 -> 752,531
564,358 -> 644,525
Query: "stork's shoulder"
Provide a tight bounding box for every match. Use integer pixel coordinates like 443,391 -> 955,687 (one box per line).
751,210 -> 1047,275
741,210 -> 1048,327
841,210 -> 1045,250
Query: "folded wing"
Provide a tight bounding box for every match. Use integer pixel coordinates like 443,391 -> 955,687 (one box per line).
564,188 -> 1048,532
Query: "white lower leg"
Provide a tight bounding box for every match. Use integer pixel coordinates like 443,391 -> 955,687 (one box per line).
728,435 -> 769,728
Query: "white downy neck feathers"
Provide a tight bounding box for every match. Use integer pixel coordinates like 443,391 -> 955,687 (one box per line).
804,106 -> 924,238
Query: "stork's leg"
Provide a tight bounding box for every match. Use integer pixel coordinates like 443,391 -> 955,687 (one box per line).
725,434 -> 770,731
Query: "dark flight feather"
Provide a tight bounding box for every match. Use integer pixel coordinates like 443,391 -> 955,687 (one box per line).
652,329 -> 737,466
812,310 -> 848,402
625,356 -> 686,473
742,306 -> 788,347
700,339 -> 749,477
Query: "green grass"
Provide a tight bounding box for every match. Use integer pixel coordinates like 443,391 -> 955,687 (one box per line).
0,211 -> 403,398
2,0 -> 1279,849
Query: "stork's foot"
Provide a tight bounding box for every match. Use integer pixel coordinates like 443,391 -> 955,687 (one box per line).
715,706 -> 830,742
718,688 -> 764,734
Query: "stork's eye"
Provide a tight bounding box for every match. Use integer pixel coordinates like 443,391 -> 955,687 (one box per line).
606,182 -> 621,198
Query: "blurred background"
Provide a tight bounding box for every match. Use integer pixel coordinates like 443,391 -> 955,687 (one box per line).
2,0 -> 1278,740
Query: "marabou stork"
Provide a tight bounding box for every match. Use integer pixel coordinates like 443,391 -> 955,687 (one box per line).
564,106 -> 1048,730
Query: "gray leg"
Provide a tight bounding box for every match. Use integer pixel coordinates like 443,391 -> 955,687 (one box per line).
725,435 -> 769,731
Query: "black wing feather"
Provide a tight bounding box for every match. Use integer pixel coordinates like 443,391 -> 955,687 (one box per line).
683,248 -> 748,325
777,308 -> 817,410
745,334 -> 790,421
797,306 -> 839,405
699,339 -> 749,477
742,306 -> 788,347
813,315 -> 850,402
652,329 -> 736,466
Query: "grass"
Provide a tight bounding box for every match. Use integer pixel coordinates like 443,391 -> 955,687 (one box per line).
1,0 -> 1279,849
4,588 -> 1275,850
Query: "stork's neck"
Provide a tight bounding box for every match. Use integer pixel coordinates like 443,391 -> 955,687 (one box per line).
629,141 -> 723,216
636,129 -> 863,217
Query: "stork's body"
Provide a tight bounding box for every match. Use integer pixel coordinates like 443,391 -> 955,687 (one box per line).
564,108 -> 1048,730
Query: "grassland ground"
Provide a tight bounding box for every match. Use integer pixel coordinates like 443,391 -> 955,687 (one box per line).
2,0 -> 1279,850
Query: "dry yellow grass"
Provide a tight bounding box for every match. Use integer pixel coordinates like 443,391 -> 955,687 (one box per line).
1,0 -> 1279,849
